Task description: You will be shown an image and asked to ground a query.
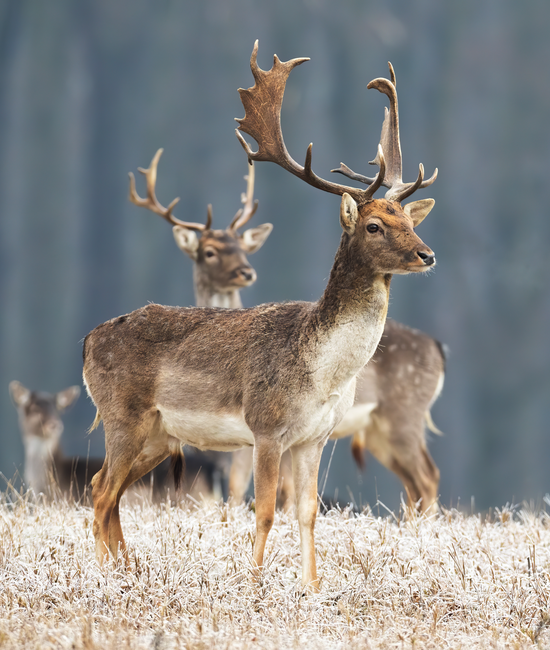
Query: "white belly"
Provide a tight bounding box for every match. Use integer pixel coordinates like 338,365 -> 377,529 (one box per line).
157,406 -> 254,451
329,402 -> 377,440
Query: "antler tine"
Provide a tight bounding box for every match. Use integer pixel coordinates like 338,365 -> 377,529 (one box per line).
368,62 -> 437,202
364,145 -> 386,200
205,204 -> 213,230
128,149 -> 209,232
230,161 -> 259,231
330,162 -> 378,186
236,40 -> 371,203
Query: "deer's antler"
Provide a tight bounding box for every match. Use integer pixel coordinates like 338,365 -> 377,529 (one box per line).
237,43 -> 436,204
129,149 -> 212,231
236,41 -> 385,204
229,160 -> 259,231
332,63 -> 438,203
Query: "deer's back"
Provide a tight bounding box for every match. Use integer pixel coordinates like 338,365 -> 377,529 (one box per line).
83,302 -> 320,435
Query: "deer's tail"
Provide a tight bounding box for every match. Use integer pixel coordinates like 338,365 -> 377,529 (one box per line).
425,409 -> 443,436
88,409 -> 102,433
351,433 -> 366,470
169,442 -> 185,491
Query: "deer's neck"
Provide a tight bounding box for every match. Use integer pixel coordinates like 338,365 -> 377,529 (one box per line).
23,434 -> 62,494
311,233 -> 391,379
193,268 -> 243,309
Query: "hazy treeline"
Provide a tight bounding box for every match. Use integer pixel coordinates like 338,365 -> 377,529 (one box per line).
1,1 -> 549,510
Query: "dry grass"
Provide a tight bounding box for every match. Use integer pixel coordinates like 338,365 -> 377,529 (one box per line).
1,492 -> 550,649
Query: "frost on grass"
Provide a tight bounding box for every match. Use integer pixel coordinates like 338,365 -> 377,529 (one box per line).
1,493 -> 550,649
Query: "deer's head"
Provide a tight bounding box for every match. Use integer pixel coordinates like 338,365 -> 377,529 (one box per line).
129,152 -> 272,297
236,43 -> 437,277
9,380 -> 80,444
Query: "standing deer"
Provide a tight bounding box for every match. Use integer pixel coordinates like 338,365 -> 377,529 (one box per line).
9,380 -> 102,500
129,153 -> 272,498
83,43 -> 437,590
129,154 -> 444,515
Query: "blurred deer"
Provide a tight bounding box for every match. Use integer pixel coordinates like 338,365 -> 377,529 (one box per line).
83,44 -> 438,590
9,380 -> 102,500
129,152 -> 272,498
129,150 -> 272,309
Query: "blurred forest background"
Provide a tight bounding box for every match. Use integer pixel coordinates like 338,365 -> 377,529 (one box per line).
1,1 -> 549,512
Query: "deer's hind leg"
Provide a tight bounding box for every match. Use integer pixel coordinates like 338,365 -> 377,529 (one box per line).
363,411 -> 440,513
92,408 -> 164,565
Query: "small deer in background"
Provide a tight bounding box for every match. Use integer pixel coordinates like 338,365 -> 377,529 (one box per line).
9,380 -> 102,500
129,152 -> 272,498
83,44 -> 438,590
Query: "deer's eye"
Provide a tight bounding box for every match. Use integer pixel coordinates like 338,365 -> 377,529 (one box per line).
366,223 -> 379,233
204,249 -> 216,259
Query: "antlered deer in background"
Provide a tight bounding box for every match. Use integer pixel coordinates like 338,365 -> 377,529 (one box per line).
9,380 -> 102,500
129,151 -> 272,309
129,153 -> 272,497
83,42 -> 438,590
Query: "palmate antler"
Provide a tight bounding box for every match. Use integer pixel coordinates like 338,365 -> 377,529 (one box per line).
129,149 -> 213,231
333,63 -> 438,202
236,41 -> 436,204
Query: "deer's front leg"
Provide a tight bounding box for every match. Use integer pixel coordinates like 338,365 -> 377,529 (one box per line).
252,436 -> 282,579
290,441 -> 324,592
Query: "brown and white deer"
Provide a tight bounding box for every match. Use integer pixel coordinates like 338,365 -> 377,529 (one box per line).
9,380 -> 103,500
329,319 -> 445,511
83,42 -> 437,590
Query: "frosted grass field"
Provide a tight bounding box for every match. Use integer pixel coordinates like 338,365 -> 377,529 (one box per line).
1,491 -> 550,649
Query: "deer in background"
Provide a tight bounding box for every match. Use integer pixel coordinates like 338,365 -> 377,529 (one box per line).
129,152 -> 273,498
129,150 -> 272,309
83,43 -> 437,590
9,380 -> 102,500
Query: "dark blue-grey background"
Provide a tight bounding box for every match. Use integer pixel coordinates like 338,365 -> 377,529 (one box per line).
1,1 -> 549,511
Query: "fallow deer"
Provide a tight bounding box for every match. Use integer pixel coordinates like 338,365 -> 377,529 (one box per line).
9,380 -> 102,500
129,154 -> 273,498
129,152 -> 272,309
83,42 -> 438,590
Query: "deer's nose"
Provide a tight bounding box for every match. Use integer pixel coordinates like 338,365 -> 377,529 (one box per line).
417,251 -> 436,266
239,268 -> 256,282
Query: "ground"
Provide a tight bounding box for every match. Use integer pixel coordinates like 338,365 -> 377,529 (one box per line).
0,491 -> 549,649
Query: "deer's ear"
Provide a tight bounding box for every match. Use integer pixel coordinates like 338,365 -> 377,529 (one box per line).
340,193 -> 358,235
172,226 -> 199,260
56,386 -> 80,412
9,380 -> 31,408
240,223 -> 273,254
403,199 -> 435,227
